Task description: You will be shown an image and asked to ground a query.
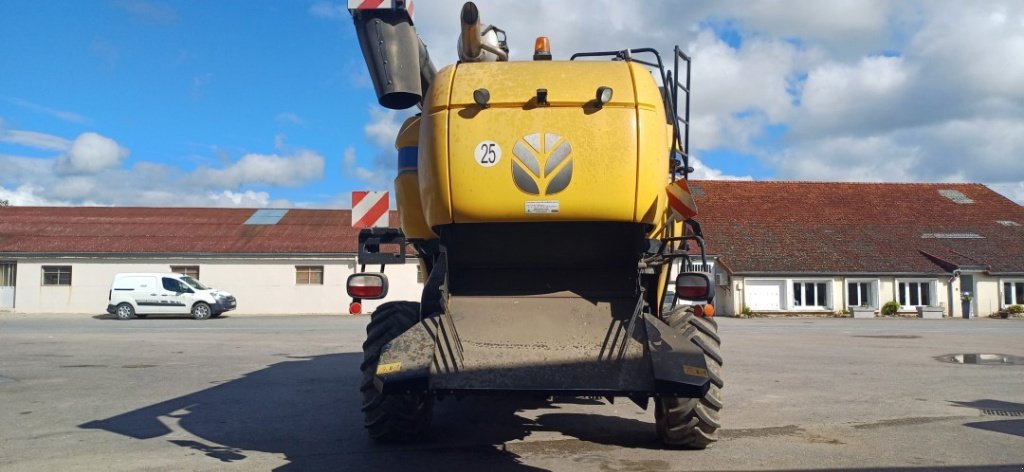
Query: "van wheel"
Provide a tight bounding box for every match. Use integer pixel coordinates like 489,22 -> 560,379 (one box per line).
191,302 -> 212,320
115,303 -> 136,320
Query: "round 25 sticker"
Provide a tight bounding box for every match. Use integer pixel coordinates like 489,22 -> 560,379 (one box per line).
474,140 -> 501,167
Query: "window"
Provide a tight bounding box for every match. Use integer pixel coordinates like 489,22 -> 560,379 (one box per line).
296,266 -> 324,285
847,280 -> 878,307
42,266 -> 72,286
171,265 -> 199,279
897,280 -> 934,307
1004,280 -> 1024,306
162,277 -> 189,292
793,281 -> 829,308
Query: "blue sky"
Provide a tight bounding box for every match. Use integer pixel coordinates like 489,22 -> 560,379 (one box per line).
1,1 -> 1022,207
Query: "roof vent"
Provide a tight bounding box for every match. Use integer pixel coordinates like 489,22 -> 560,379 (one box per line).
938,189 -> 974,204
245,209 -> 289,225
921,232 -> 983,239
997,220 -> 1021,227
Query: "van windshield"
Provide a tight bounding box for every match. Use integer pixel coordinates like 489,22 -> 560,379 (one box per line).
182,276 -> 210,290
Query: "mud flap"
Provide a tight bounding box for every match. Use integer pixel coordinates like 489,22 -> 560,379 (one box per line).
374,321 -> 434,395
643,313 -> 711,398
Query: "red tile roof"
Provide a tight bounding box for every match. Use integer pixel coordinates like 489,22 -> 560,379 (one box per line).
0,207 -> 398,255
691,181 -> 1024,275
3,182 -> 1022,276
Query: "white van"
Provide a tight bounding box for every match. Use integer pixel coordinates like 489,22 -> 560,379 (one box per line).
106,273 -> 236,320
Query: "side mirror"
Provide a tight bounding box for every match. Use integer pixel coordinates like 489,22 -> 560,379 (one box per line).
675,272 -> 714,302
347,273 -> 389,300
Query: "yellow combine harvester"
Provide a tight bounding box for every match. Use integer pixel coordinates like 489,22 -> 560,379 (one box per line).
345,1 -> 721,448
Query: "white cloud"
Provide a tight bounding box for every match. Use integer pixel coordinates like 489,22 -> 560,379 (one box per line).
276,112 -> 304,125
688,155 -> 754,181
55,132 -> 130,174
0,128 -> 71,151
3,97 -> 87,123
363,108 -> 410,150
342,146 -> 388,188
192,149 -> 325,188
0,153 -> 299,208
309,1 -> 347,20
989,182 -> 1024,205
0,184 -> 71,206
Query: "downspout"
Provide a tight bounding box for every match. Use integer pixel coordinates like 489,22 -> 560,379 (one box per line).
947,269 -> 961,317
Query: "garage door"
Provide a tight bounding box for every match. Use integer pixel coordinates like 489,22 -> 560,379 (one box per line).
745,281 -> 782,311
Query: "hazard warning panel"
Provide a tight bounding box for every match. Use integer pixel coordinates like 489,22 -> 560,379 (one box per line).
351,191 -> 389,228
666,180 -> 699,220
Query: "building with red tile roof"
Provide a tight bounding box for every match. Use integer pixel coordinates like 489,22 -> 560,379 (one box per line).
0,207 -> 416,315
2,181 -> 1022,317
689,181 -> 1024,317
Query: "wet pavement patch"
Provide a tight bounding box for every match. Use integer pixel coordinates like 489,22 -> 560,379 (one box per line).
0,376 -> 15,385
936,353 -> 1023,365
854,335 -> 922,339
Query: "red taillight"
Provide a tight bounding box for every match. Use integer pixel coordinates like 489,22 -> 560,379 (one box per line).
348,285 -> 384,298
677,285 -> 707,299
346,273 -> 389,300
349,302 -> 362,315
675,272 -> 714,302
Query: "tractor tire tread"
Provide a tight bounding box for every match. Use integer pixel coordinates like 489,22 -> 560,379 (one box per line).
657,307 -> 723,449
360,301 -> 432,443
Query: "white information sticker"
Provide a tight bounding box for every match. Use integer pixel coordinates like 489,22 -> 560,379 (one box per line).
474,140 -> 501,167
526,201 -> 560,214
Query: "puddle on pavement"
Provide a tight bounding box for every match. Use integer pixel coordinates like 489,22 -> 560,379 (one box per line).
937,353 -> 1022,365
0,376 -> 15,385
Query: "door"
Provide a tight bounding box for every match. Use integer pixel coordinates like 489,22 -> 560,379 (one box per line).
0,263 -> 15,309
746,281 -> 783,311
160,277 -> 192,314
960,274 -> 976,318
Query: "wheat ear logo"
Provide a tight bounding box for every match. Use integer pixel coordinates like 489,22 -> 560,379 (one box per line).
511,133 -> 573,195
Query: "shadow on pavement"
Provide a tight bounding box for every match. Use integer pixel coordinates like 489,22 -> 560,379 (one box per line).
79,353 -> 665,471
952,399 -> 1024,439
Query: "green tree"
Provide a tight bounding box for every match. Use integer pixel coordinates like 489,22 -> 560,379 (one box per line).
0,199 -> 9,207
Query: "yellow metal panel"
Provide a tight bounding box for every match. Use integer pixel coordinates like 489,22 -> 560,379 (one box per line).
448,107 -> 638,223
633,111 -> 669,230
450,61 -> 635,108
395,172 -> 437,240
394,116 -> 420,150
628,62 -> 670,233
419,110 -> 453,228
630,62 -> 665,112
418,64 -> 456,229
426,65 -> 456,113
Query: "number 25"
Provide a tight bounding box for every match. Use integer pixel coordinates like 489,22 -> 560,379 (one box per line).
479,143 -> 496,164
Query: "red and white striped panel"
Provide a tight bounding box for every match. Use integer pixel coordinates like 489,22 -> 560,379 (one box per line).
348,0 -> 393,9
666,179 -> 699,220
347,0 -> 413,19
351,191 -> 390,228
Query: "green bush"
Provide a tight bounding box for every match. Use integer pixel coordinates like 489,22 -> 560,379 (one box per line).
881,300 -> 901,317
1007,305 -> 1024,315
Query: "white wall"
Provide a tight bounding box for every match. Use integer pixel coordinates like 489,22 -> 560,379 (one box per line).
10,257 -> 423,315
733,275 -> 958,316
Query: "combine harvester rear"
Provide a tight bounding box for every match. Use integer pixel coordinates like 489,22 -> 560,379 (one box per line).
346,1 -> 722,448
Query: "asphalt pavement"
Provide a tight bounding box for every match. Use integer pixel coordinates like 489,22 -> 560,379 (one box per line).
1,313 -> 1022,471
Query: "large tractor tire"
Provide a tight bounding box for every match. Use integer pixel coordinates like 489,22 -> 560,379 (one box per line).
655,307 -> 723,449
360,301 -> 433,442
